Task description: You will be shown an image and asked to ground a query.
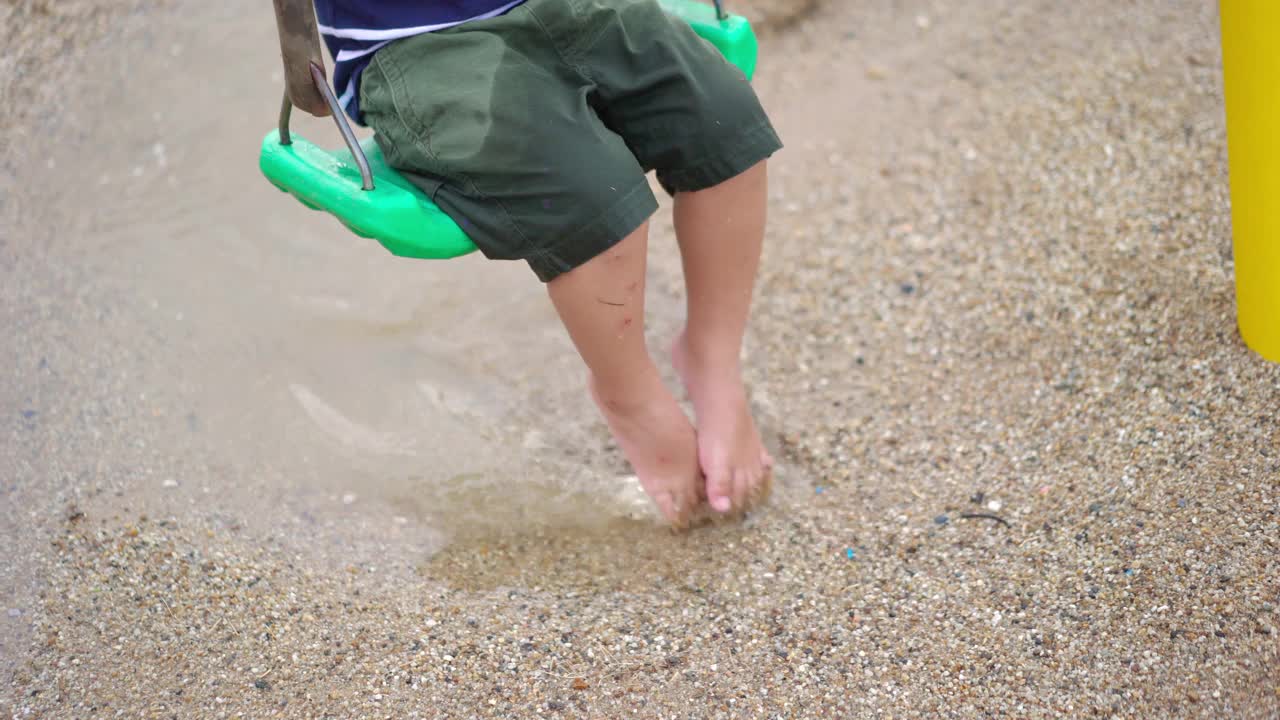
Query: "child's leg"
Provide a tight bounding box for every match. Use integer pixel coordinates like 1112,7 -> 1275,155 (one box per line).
671,159 -> 774,514
546,220 -> 703,528
550,1 -> 782,515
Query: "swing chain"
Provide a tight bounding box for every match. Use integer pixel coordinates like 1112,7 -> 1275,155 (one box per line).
713,0 -> 727,21
277,62 -> 376,191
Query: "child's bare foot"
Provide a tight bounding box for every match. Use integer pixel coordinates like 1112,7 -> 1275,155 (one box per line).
589,370 -> 703,529
671,331 -> 774,516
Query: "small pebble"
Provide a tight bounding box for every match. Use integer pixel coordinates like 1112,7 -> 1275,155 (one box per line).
342,493 -> 357,505
987,499 -> 1003,512
162,479 -> 178,489
934,515 -> 949,525
7,608 -> 21,618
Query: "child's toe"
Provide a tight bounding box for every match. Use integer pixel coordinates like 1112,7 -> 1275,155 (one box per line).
653,491 -> 682,527
706,471 -> 734,513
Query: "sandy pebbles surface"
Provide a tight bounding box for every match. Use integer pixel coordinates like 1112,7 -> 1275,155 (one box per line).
3,0 -> 1278,718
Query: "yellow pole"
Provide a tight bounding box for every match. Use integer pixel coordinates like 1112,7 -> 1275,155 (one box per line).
1220,1 -> 1280,362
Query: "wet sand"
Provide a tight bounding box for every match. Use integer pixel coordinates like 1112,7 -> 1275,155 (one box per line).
3,0 -> 1278,717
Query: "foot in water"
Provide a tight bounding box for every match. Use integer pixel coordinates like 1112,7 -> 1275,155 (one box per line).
589,370 -> 704,529
671,331 -> 774,517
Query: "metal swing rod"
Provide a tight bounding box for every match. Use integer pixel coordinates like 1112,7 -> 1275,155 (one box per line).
271,0 -> 374,190
277,64 -> 375,191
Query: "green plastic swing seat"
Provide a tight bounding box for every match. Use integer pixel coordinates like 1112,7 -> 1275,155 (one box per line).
258,0 -> 759,260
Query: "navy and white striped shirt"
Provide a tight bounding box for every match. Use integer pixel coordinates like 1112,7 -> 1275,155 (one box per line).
314,0 -> 528,125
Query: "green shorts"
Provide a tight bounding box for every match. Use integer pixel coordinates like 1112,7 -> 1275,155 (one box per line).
358,0 -> 783,281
